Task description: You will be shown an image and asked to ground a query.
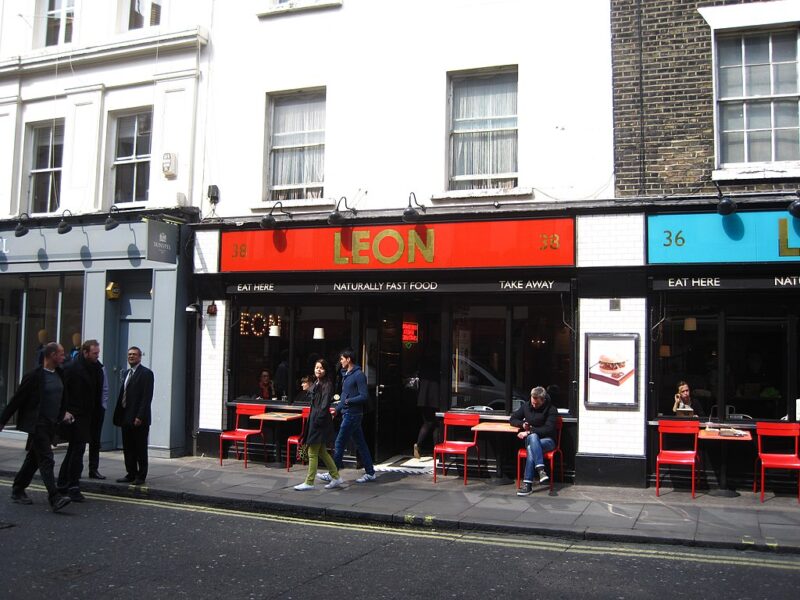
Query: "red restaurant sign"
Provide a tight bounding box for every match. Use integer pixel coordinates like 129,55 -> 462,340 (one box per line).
220,218 -> 574,272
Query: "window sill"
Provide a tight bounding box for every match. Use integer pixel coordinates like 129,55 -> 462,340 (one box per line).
257,0 -> 343,18
712,163 -> 800,181
431,187 -> 534,203
251,197 -> 334,211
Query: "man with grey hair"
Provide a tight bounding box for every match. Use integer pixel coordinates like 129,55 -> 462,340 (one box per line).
510,385 -> 558,496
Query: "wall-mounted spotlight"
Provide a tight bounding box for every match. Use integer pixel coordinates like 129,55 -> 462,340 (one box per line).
185,303 -> 201,313
207,301 -> 218,316
714,182 -> 736,216
789,194 -> 800,218
104,205 -> 120,231
57,209 -> 73,234
208,185 -> 220,206
327,196 -> 357,225
402,192 -> 426,223
260,201 -> 292,229
14,213 -> 31,238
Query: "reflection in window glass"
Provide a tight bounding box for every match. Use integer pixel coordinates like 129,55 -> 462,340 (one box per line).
451,305 -> 505,411
24,276 -> 61,372
292,306 -> 352,402
234,306 -> 289,400
0,277 -> 24,423
59,275 -> 84,360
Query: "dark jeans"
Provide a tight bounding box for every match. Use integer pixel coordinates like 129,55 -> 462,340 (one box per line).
57,438 -> 86,493
13,420 -> 59,500
89,407 -> 105,473
332,412 -> 374,475
121,425 -> 149,480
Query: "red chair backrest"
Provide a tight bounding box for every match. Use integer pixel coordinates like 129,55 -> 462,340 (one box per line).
235,403 -> 265,430
443,412 -> 480,443
299,406 -> 311,436
756,422 -> 800,455
658,419 -> 699,451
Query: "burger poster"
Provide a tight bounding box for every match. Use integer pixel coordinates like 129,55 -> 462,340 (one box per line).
585,333 -> 639,409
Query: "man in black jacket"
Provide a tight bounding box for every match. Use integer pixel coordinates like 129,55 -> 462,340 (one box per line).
113,346 -> 154,485
510,386 -> 558,496
57,339 -> 103,502
0,343 -> 72,511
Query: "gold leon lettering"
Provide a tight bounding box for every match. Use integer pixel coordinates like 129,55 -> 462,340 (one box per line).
778,218 -> 800,257
333,228 -> 435,265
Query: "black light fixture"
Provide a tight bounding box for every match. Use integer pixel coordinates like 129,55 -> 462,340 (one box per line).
402,192 -> 426,223
260,201 -> 292,229
714,182 -> 736,216
789,193 -> 800,218
104,205 -> 120,231
56,209 -> 73,235
327,196 -> 357,225
14,213 -> 30,238
207,185 -> 220,206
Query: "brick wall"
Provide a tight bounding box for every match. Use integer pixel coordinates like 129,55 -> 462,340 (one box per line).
611,0 -> 797,197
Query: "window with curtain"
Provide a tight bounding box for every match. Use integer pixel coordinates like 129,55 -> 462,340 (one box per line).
449,71 -> 518,191
45,0 -> 74,46
128,0 -> 162,30
268,92 -> 326,201
114,110 -> 152,203
716,31 -> 799,165
29,120 -> 64,214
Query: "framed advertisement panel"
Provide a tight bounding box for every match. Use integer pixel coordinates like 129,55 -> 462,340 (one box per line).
584,333 -> 639,410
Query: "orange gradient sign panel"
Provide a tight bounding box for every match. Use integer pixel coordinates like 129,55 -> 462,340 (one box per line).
220,219 -> 574,272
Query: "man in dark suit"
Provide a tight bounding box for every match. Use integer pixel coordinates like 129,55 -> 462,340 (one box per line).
113,346 -> 154,485
57,339 -> 103,502
0,342 -> 72,511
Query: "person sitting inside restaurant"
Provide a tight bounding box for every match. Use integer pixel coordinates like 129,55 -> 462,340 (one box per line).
511,386 -> 558,496
293,375 -> 313,404
257,369 -> 276,400
672,381 -> 704,417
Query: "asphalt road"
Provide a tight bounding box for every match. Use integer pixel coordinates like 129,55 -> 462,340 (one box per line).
1,483 -> 799,600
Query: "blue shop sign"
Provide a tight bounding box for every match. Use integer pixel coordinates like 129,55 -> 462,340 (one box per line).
648,211 -> 800,264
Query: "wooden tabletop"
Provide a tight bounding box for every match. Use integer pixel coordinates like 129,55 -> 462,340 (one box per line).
699,428 -> 752,441
250,412 -> 302,422
471,422 -> 519,433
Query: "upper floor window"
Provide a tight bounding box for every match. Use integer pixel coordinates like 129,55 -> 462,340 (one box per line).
113,111 -> 152,203
128,0 -> 162,30
29,121 -> 64,214
717,31 -> 799,166
268,92 -> 325,201
45,0 -> 74,46
449,71 -> 517,191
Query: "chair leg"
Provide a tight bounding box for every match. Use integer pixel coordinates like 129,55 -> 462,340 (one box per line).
244,440 -> 249,469
691,461 -> 695,499
286,439 -> 292,471
761,465 -> 765,502
463,452 -> 468,485
516,453 -> 521,489
433,450 -> 437,482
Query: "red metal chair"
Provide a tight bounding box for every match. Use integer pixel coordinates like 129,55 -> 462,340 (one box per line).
656,419 -> 700,498
433,412 -> 481,485
219,403 -> 266,468
753,422 -> 800,503
286,407 -> 312,471
516,416 -> 564,490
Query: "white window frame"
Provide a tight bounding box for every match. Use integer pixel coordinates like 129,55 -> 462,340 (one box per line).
44,0 -> 75,47
447,68 -> 519,192
257,0 -> 343,18
27,120 -> 65,215
126,0 -> 162,31
111,109 -> 153,205
701,1 -> 800,180
266,90 -> 326,203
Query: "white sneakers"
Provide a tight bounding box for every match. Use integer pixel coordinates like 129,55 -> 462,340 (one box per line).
324,477 -> 344,489
316,472 -> 332,483
356,473 -> 377,483
293,482 -> 314,491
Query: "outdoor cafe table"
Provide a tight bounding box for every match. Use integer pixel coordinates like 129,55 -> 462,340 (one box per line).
471,421 -> 520,485
699,426 -> 753,497
251,412 -> 302,465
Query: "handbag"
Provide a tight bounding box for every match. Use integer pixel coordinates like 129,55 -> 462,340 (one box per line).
297,443 -> 309,463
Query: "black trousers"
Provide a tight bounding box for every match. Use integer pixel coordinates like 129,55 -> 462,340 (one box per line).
57,437 -> 86,493
88,407 -> 105,473
121,425 -> 149,480
13,420 -> 59,499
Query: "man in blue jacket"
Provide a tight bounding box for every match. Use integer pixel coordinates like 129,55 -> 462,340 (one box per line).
511,386 -> 558,496
318,348 -> 376,484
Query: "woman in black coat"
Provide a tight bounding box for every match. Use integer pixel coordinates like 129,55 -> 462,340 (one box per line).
294,359 -> 343,491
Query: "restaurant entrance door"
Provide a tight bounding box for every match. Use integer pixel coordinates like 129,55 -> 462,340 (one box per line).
367,302 -> 442,463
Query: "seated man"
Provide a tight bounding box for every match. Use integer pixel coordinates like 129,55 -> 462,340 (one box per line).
511,386 -> 558,496
672,381 -> 705,417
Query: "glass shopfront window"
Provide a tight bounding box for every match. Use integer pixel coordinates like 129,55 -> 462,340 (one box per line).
451,305 -> 506,411
654,292 -> 798,421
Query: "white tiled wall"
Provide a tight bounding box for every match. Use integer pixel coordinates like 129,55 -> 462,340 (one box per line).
194,230 -> 220,275
577,214 -> 645,267
198,300 -> 228,430
578,297 -> 647,456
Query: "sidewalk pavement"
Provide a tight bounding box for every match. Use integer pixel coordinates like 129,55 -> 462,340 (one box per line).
2,436 -> 799,554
